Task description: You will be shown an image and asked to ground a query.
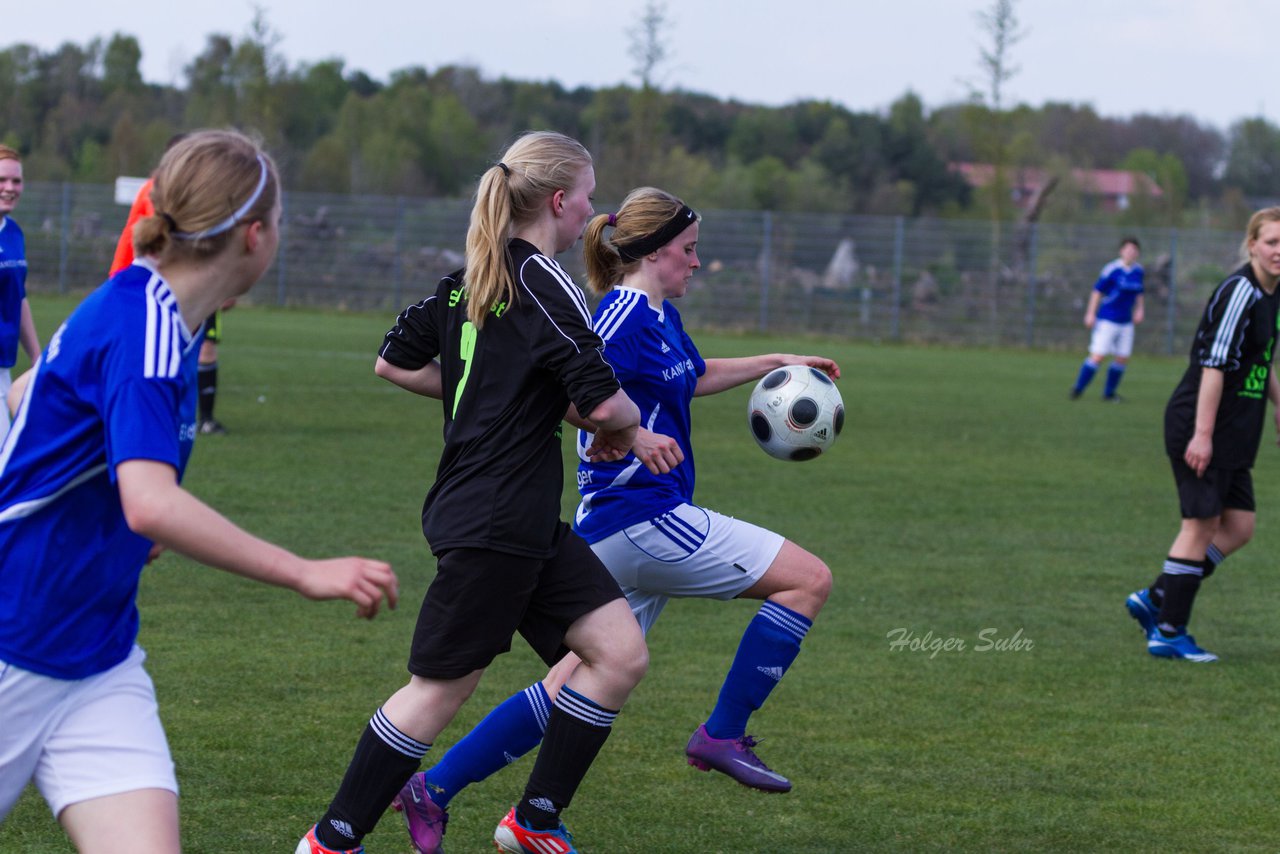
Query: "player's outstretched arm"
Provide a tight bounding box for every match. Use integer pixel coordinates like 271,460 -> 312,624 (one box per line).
630,427 -> 684,474
566,404 -> 680,473
6,367 -> 31,417
375,356 -> 444,399
582,388 -> 640,461
695,354 -> 841,396
116,459 -> 398,619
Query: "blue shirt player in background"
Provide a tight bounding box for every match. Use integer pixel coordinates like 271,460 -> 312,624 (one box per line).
0,130 -> 398,853
1071,236 -> 1145,401
0,144 -> 41,446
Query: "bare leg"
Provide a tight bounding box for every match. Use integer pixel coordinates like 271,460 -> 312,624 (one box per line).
61,789 -> 180,854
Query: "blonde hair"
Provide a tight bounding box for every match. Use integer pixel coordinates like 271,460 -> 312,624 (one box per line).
1243,207 -> 1280,260
463,131 -> 592,327
582,187 -> 691,296
0,144 -> 19,163
133,129 -> 279,264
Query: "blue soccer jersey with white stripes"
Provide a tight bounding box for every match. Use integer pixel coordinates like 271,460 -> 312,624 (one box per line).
0,262 -> 201,679
574,287 -> 706,543
0,215 -> 28,368
1164,263 -> 1280,469
1093,258 -> 1144,324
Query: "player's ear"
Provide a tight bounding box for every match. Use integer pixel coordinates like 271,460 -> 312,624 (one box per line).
244,219 -> 263,253
551,189 -> 566,216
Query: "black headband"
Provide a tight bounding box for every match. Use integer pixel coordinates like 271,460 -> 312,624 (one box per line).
615,205 -> 698,262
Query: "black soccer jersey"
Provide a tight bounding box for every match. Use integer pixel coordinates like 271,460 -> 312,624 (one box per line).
1165,263 -> 1280,469
380,238 -> 621,558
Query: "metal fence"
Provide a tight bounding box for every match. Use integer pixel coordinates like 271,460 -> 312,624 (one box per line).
17,182 -> 1248,354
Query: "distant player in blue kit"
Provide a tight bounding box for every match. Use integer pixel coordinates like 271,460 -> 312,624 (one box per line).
0,144 -> 41,445
1126,209 -> 1280,662
386,187 -> 838,854
1071,236 -> 1144,401
0,130 -> 398,853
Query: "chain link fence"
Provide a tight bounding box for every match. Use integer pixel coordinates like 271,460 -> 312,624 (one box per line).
17,182 -> 1247,354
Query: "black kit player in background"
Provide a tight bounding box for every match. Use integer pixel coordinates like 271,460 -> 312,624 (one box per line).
1126,207 -> 1280,662
297,131 -> 647,854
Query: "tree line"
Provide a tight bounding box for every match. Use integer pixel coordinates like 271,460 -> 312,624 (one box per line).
2,21 -> 1277,227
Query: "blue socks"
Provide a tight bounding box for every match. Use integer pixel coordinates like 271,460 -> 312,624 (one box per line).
421,682 -> 551,808
705,601 -> 812,740
1103,363 -> 1126,398
1073,360 -> 1098,394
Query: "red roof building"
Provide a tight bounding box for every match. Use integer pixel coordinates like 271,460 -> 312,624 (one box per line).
950,162 -> 1163,213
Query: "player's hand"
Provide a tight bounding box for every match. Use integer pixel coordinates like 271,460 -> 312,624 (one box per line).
1083,314 -> 1096,328
297,557 -> 398,619
781,355 -> 840,380
1184,434 -> 1213,478
585,424 -> 637,462
632,427 -> 684,475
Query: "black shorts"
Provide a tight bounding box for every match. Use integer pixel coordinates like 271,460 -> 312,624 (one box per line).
1170,456 -> 1256,519
407,523 -> 625,680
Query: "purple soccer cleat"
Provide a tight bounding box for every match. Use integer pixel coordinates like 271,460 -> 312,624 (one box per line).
685,723 -> 792,793
390,772 -> 448,854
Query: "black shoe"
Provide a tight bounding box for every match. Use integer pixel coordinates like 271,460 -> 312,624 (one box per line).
198,418 -> 228,435
1069,389 -> 1083,400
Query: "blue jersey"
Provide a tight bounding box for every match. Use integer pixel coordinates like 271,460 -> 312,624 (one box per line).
574,288 -> 706,543
0,215 -> 28,367
0,262 -> 201,679
1093,259 -> 1144,324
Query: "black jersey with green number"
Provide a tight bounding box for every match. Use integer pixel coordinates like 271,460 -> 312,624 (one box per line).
1165,263 -> 1280,469
379,238 -> 620,558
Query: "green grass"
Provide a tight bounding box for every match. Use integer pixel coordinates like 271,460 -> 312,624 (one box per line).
6,295 -> 1280,852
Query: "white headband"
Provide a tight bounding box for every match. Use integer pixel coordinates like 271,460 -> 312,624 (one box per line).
172,154 -> 270,240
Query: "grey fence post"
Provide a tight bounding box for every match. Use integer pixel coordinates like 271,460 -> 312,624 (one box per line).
58,183 -> 72,294
1165,230 -> 1178,355
393,196 -> 405,310
276,195 -> 288,306
891,216 -> 904,341
1024,223 -> 1039,347
758,211 -> 773,333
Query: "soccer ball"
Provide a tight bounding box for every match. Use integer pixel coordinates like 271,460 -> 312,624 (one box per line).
747,365 -> 844,461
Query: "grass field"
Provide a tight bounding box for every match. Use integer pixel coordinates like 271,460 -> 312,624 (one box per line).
6,295 -> 1280,853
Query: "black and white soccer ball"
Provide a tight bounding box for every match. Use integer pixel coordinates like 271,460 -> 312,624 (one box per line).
747,365 -> 844,461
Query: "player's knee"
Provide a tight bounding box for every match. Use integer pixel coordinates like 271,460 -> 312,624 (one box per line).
599,632 -> 648,689
807,559 -> 833,607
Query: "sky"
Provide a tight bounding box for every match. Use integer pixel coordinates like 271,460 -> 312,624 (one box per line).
11,0 -> 1273,133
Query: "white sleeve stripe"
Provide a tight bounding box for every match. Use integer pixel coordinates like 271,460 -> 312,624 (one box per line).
518,260 -> 593,355
595,291 -> 643,341
527,254 -> 592,324
144,276 -> 159,378
0,463 -> 109,524
143,276 -> 192,379
1207,279 -> 1254,366
0,357 -> 40,477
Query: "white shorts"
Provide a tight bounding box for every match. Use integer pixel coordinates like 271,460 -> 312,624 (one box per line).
1089,319 -> 1135,358
588,503 -> 786,633
0,645 -> 177,820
